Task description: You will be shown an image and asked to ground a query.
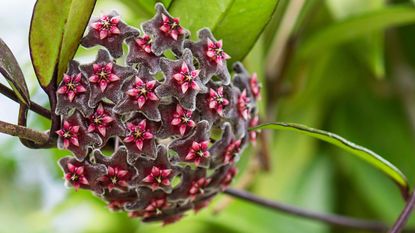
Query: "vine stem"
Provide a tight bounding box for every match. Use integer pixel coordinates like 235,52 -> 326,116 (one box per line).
389,190 -> 415,233
224,188 -> 390,232
0,83 -> 51,119
0,120 -> 48,144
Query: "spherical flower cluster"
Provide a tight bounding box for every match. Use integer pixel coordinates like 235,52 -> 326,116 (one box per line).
56,3 -> 260,224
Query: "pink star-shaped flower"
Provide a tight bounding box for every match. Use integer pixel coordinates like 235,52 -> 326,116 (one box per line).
250,73 -> 261,99
126,77 -> 159,109
89,62 -> 120,92
249,115 -> 259,143
172,62 -> 201,94
65,163 -> 89,191
185,141 -> 210,166
220,167 -> 237,190
143,198 -> 167,218
136,34 -> 153,54
57,73 -> 87,102
206,38 -> 230,65
123,119 -> 154,151
87,103 -> 114,137
159,14 -> 184,40
208,87 -> 229,116
56,121 -> 80,149
171,104 -> 196,136
142,166 -> 173,191
237,89 -> 250,120
224,139 -> 242,163
91,15 -> 121,40
188,177 -> 210,200
98,166 -> 129,192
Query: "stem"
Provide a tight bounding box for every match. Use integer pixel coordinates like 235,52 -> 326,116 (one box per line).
0,83 -> 51,119
0,120 -> 49,145
224,188 -> 389,232
389,191 -> 415,233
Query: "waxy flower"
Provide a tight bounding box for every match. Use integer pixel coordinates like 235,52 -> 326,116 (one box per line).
208,87 -> 229,116
124,119 -> 153,151
98,166 -> 129,191
136,34 -> 152,53
56,2 -> 260,224
156,49 -> 207,110
56,121 -> 80,149
143,198 -> 167,218
250,73 -> 261,99
249,115 -> 259,143
65,163 -> 88,191
237,89 -> 250,120
224,139 -> 242,163
80,50 -> 135,107
87,103 -> 114,137
184,29 -> 231,84
126,77 -> 159,108
57,73 -> 87,102
185,141 -> 210,167
159,14 -> 184,41
142,3 -> 189,55
142,166 -> 172,190
188,177 -> 211,200
89,62 -> 120,92
91,15 -> 121,40
82,11 -> 139,58
173,62 -> 201,94
171,104 -> 196,136
56,61 -> 92,116
206,38 -> 230,65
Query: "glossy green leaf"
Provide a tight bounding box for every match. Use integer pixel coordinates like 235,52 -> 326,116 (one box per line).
299,5 -> 415,60
213,0 -> 279,63
0,38 -> 30,104
29,0 -> 96,88
251,122 -> 409,194
169,0 -> 278,62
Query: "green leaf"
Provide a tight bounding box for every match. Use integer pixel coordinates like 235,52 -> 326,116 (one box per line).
252,122 -> 409,194
29,0 -> 96,88
0,38 -> 30,105
299,5 -> 415,60
169,0 -> 279,62
213,0 -> 279,63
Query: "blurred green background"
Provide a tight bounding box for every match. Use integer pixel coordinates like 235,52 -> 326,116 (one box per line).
1,0 -> 415,232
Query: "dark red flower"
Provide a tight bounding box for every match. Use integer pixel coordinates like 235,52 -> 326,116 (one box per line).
159,14 -> 184,41
57,73 -> 87,102
91,15 -> 121,40
87,103 -> 114,137
123,119 -> 153,151
143,198 -> 168,218
188,177 -> 211,200
249,115 -> 259,143
171,104 -> 196,136
250,73 -> 261,99
98,166 -> 129,192
237,89 -> 250,120
64,163 -> 88,191
185,141 -> 210,167
208,87 -> 229,116
56,121 -> 80,149
136,34 -> 152,53
224,139 -> 242,163
206,38 -> 230,65
126,77 -> 159,109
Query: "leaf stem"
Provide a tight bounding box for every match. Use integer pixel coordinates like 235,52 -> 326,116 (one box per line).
0,120 -> 49,145
0,83 -> 51,119
389,190 -> 415,233
224,188 -> 390,232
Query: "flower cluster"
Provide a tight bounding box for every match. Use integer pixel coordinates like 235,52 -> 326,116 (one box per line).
56,3 -> 260,225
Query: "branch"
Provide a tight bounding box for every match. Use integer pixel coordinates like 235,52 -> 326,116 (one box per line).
0,120 -> 49,145
0,83 -> 51,119
389,190 -> 415,233
224,188 -> 390,232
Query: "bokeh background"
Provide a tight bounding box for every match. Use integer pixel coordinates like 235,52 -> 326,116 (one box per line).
1,0 -> 415,232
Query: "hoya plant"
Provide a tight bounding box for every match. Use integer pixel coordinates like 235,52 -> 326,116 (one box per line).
0,0 -> 414,232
